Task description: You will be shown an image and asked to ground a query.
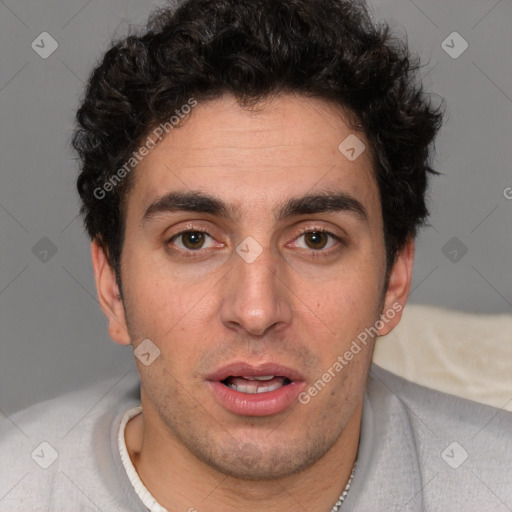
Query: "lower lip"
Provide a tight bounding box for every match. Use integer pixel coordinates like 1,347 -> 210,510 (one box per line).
207,380 -> 306,417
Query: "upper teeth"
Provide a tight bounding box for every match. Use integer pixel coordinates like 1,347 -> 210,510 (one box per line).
226,376 -> 285,394
242,375 -> 275,381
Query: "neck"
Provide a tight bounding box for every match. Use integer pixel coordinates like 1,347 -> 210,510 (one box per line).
125,402 -> 361,512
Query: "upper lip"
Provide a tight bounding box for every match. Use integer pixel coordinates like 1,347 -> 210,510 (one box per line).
206,362 -> 305,382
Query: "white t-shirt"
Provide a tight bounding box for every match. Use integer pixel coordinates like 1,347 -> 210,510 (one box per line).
118,406 -> 168,512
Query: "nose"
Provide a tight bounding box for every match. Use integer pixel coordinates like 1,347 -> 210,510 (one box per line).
219,245 -> 293,336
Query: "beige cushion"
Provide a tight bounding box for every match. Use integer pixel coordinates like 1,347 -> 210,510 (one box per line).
373,304 -> 512,411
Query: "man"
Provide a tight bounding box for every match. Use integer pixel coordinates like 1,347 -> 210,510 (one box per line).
1,0 -> 511,510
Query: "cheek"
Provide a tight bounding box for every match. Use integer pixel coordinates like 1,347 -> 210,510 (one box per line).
300,263 -> 382,332
121,247 -> 198,336
123,273 -> 222,369
291,273 -> 382,396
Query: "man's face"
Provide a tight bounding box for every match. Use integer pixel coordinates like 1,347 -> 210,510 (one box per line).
110,94 -> 402,479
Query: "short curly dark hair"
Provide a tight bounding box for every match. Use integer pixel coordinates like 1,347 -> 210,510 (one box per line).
73,0 -> 443,283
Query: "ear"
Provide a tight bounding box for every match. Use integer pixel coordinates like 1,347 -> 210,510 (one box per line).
378,238 -> 415,336
91,240 -> 131,346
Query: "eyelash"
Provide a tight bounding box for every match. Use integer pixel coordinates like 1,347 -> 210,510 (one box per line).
166,227 -> 344,258
287,227 -> 345,261
166,228 -> 216,259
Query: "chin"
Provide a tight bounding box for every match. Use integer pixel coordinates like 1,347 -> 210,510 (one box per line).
185,430 -> 337,481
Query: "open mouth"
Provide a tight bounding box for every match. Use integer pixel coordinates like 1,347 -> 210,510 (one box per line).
207,363 -> 306,416
221,376 -> 292,394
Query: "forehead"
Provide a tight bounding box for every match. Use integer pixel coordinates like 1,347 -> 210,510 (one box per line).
128,94 -> 380,221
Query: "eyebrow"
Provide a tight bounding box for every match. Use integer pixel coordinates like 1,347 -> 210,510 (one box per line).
141,190 -> 367,225
142,191 -> 234,225
277,191 -> 367,221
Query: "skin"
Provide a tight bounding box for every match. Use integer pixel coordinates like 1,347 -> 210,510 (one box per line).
92,94 -> 414,512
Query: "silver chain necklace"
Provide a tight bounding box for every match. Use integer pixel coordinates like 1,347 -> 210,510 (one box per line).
329,463 -> 356,512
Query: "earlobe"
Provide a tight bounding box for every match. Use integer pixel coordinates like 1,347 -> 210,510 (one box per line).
378,239 -> 415,336
90,240 -> 131,346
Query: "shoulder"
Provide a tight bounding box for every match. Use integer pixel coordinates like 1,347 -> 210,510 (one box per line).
368,364 -> 512,510
0,370 -> 141,511
369,363 -> 512,436
2,369 -> 140,440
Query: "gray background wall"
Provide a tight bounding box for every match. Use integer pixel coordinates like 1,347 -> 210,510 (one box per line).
1,0 -> 511,415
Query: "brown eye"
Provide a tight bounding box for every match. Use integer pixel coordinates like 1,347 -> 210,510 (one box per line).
170,230 -> 215,251
181,231 -> 206,250
304,231 -> 329,249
